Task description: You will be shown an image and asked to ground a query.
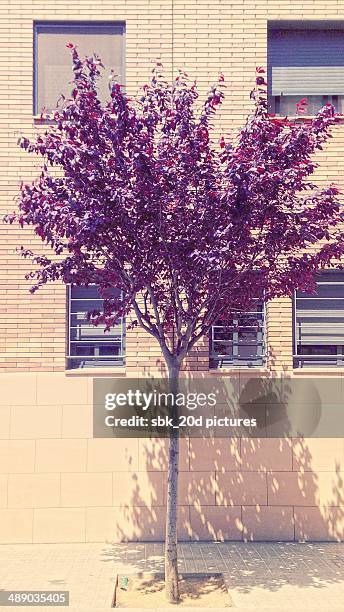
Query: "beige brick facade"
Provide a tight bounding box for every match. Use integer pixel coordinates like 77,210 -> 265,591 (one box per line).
1,1 -> 344,542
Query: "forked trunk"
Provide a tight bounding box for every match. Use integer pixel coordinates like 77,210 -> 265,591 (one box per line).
165,361 -> 180,603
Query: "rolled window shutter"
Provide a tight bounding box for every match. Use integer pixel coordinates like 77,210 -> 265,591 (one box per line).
272,67 -> 344,96
268,29 -> 344,96
36,23 -> 125,113
296,272 -> 344,347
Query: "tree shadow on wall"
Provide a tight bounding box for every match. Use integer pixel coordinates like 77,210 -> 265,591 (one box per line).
100,370 -> 344,595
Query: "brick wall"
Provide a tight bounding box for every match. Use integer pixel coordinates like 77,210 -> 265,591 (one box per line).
0,0 -> 174,372
2,0 -> 344,373
1,1 -> 344,543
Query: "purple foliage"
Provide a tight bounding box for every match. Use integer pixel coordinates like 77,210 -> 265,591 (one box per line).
5,47 -> 344,366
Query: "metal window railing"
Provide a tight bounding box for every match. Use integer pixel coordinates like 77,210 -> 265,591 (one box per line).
209,303 -> 266,369
67,285 -> 125,369
293,272 -> 344,368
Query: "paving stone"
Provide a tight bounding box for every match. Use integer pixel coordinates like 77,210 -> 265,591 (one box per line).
0,542 -> 344,609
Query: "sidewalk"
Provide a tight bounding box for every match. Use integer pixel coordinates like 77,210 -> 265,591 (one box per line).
0,541 -> 343,610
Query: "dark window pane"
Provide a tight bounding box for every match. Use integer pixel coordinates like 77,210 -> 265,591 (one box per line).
71,285 -> 121,299
270,94 -> 344,116
70,343 -> 121,357
299,345 -> 337,356
70,299 -> 103,313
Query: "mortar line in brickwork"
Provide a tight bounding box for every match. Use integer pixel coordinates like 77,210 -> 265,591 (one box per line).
172,0 -> 174,80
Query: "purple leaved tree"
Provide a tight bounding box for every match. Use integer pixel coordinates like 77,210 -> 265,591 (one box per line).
5,48 -> 344,602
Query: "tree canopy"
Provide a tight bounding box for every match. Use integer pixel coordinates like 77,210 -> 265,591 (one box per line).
6,47 -> 344,367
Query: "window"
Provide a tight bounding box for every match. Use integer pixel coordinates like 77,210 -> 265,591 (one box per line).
268,22 -> 344,116
34,22 -> 125,114
294,271 -> 344,368
210,302 -> 266,368
67,285 -> 125,369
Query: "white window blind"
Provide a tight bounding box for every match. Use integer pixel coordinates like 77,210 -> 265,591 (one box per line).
34,22 -> 125,114
294,272 -> 344,368
268,26 -> 344,115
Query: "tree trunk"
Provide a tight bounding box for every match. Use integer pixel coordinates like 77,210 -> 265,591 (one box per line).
165,361 -> 180,603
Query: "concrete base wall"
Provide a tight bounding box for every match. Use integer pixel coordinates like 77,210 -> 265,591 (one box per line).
0,373 -> 343,544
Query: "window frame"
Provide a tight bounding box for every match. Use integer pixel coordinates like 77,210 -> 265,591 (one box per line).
33,20 -> 126,116
267,21 -> 344,117
269,94 -> 340,116
209,302 -> 266,369
293,272 -> 344,368
66,284 -> 125,370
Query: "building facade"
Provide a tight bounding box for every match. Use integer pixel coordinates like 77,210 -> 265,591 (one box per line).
1,0 -> 344,543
